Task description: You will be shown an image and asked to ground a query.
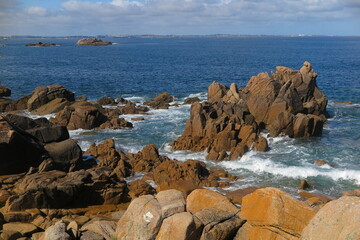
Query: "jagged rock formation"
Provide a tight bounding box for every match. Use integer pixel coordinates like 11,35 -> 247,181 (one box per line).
172,62 -> 327,161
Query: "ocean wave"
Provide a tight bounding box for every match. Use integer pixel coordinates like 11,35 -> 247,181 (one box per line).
218,151 -> 360,184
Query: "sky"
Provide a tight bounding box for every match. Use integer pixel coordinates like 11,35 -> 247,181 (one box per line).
0,0 -> 360,36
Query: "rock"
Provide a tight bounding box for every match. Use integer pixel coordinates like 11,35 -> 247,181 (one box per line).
298,179 -> 311,190
51,102 -> 108,130
118,102 -> 149,114
208,81 -> 229,102
334,101 -> 352,105
153,159 -> 212,188
76,38 -> 112,46
298,191 -> 334,203
0,230 -> 23,240
43,139 -> 83,171
0,85 -> 11,97
156,189 -> 186,218
67,221 -> 79,239
239,187 -> 316,239
226,186 -> 263,205
183,97 -> 200,105
81,219 -> 117,240
0,116 -> 44,175
27,84 -> 75,112
42,220 -> 71,240
156,212 -> 198,240
1,94 -> 31,112
80,231 -> 105,240
97,97 -> 116,105
98,117 -> 133,130
115,195 -> 163,240
2,211 -> 32,223
131,117 -> 145,121
25,42 -> 58,47
76,96 -> 88,102
128,179 -> 156,199
156,180 -> 200,197
313,160 -> 332,167
300,196 -> 360,240
2,222 -> 38,236
32,232 -> 44,240
31,98 -> 71,115
142,144 -> 160,161
144,92 -> 174,109
186,189 -> 239,215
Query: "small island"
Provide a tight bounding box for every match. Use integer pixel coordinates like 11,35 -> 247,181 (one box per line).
25,42 -> 59,47
76,38 -> 112,46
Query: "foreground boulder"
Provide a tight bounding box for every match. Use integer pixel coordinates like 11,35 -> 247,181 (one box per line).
144,92 -> 174,109
300,196 -> 360,240
237,187 -> 316,240
0,114 -> 82,175
76,38 -> 112,46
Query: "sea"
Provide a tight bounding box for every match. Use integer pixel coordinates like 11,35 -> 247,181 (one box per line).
1,36 -> 360,198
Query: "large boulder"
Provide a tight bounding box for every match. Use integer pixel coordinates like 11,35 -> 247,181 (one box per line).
51,102 -> 108,130
27,84 -> 75,112
156,212 -> 198,240
115,195 -> 163,239
238,187 -> 316,240
300,196 -> 360,240
77,38 -> 112,46
144,92 -> 174,109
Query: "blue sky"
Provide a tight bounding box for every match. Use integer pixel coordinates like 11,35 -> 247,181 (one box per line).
1,0 -> 360,36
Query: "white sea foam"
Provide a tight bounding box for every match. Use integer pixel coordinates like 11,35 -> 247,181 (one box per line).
218,151 -> 360,184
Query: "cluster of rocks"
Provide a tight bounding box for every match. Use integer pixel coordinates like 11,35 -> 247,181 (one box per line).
172,62 -> 328,160
0,86 -> 11,98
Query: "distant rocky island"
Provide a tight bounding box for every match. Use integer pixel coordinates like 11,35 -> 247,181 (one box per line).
25,42 -> 59,47
76,38 -> 112,46
0,62 -> 359,240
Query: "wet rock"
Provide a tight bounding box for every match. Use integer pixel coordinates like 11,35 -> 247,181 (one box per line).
300,196 -> 360,240
115,195 -> 163,239
313,160 -> 332,167
97,97 -> 116,106
27,84 -> 75,112
184,97 -> 200,105
77,38 -> 112,46
131,117 -> 145,121
0,85 -> 11,97
118,101 -> 149,114
239,187 -> 316,239
98,117 -> 133,129
51,102 -> 108,130
297,179 -> 311,190
144,92 -> 174,109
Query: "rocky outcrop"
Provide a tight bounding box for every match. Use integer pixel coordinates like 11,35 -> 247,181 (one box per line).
76,38 -> 112,46
172,62 -> 327,161
27,84 -> 75,112
0,85 -> 11,97
300,196 -> 360,240
237,187 -> 316,240
144,92 -> 174,109
25,42 -> 58,47
50,102 -> 108,130
97,97 -> 116,106
118,101 -> 149,114
0,114 -> 82,175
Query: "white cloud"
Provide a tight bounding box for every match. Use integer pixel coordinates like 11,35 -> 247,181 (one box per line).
0,0 -> 359,35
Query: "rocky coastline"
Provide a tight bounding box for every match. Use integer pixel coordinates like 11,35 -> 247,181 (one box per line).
1,62 -> 359,240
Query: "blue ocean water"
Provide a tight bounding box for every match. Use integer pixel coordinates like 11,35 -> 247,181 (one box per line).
1,36 -> 360,197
